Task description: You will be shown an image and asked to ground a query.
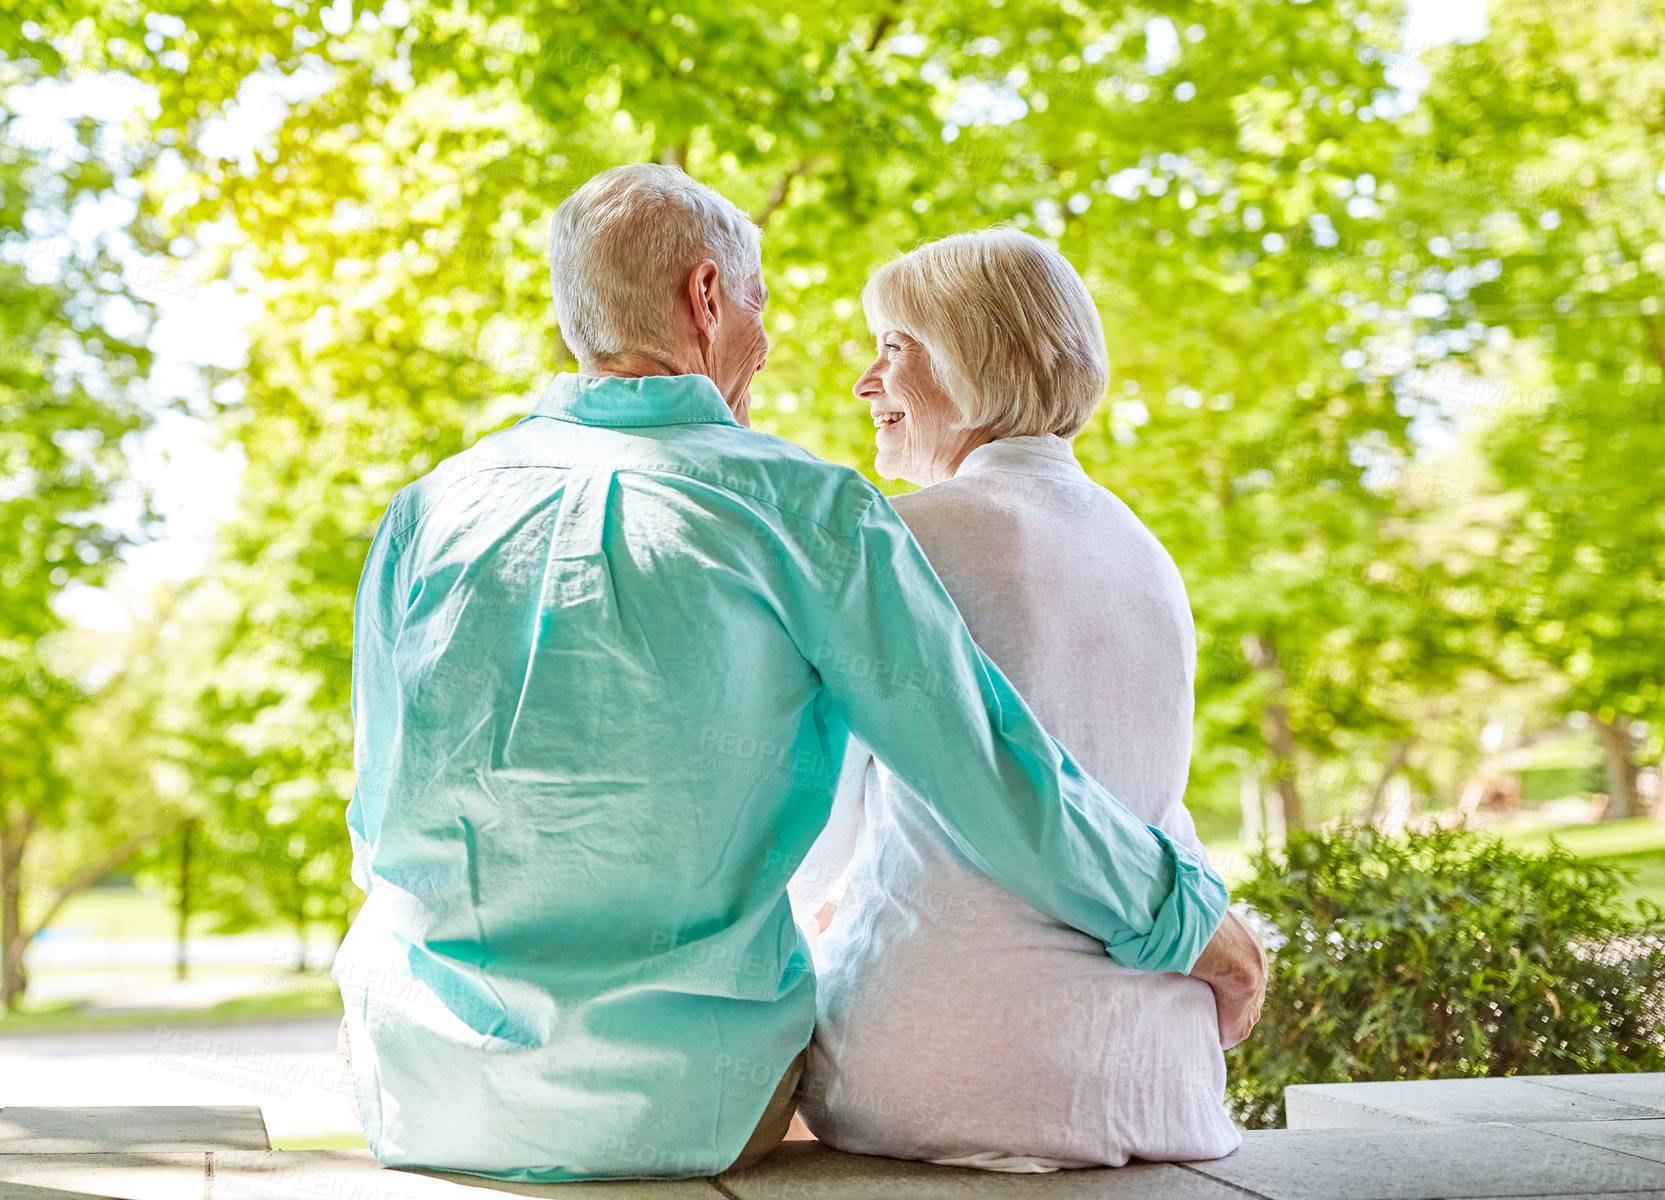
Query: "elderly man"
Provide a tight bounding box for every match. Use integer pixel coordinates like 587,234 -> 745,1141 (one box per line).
334,162 -> 1265,1183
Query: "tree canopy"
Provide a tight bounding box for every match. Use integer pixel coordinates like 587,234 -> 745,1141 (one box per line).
0,0 -> 1660,1000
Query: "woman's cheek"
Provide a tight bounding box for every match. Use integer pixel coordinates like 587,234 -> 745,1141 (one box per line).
905,416 -> 932,476
912,407 -> 944,471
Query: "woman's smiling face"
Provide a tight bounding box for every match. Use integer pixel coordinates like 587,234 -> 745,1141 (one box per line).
853,330 -> 992,486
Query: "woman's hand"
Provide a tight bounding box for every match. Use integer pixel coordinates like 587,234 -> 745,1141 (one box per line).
810,897 -> 840,936
1187,910 -> 1268,1050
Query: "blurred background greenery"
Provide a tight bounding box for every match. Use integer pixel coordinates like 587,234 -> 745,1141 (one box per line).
1,0 -> 1662,1035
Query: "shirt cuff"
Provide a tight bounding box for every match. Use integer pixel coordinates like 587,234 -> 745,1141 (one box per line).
1103,825 -> 1230,975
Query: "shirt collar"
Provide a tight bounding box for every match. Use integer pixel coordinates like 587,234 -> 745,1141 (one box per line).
528,372 -> 741,429
954,434 -> 1089,482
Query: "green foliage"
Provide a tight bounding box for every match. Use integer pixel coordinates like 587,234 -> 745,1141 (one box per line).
1227,825 -> 1665,1128
0,22 -> 162,1006
2,0 -> 1661,954
102,0 -> 1442,865
1402,0 -> 1665,815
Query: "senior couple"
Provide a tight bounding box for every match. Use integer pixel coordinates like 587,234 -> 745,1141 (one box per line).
333,162 -> 1266,1183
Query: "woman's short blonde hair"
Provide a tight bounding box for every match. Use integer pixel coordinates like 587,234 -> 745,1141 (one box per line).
861,228 -> 1110,439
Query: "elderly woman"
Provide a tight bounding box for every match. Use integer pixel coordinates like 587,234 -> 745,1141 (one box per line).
793,229 -> 1242,1169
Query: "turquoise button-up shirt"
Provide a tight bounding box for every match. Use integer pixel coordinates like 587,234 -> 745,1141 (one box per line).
334,372 -> 1229,1182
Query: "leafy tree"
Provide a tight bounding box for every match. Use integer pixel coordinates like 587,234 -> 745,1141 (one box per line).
21,0 -> 1656,946
1399,0 -> 1665,818
77,0 -> 1445,913
108,583 -> 359,965
0,25 -> 162,1005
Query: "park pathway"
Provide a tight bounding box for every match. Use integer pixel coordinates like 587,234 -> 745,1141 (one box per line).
0,1017 -> 357,1147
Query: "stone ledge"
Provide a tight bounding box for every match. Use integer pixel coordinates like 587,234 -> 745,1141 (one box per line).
1286,1073 -> 1665,1130
719,1141 -> 1244,1198
1184,1121 -> 1665,1200
211,1149 -> 718,1198
0,1152 -> 212,1200
0,1131 -> 1659,1200
0,1107 -> 271,1153
0,1151 -> 715,1200
1526,1119 -> 1665,1167
0,1098 -> 1661,1199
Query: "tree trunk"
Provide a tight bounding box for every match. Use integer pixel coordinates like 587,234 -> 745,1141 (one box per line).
5,819 -> 188,1010
1239,769 -> 1263,844
1244,633 -> 1304,833
1594,717 -> 1637,821
1,823 -> 28,1012
295,892 -> 311,973
1366,739 -> 1413,826
1266,719 -> 1302,833
176,820 -> 193,981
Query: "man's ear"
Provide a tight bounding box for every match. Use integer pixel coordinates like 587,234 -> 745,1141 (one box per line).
687,259 -> 721,346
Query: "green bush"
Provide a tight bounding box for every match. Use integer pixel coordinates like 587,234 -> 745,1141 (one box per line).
1225,825 -> 1665,1129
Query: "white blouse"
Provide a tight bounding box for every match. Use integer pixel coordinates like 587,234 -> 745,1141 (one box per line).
792,435 -> 1241,1170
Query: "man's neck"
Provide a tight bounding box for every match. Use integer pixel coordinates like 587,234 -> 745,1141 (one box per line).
580,350 -> 745,428
586,350 -> 690,379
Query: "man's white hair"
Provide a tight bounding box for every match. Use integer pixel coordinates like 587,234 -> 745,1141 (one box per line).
548,163 -> 762,368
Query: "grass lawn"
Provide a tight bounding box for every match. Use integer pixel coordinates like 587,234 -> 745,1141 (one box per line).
0,974 -> 343,1036
30,885 -> 187,940
9,818 -> 1658,1038
1498,817 -> 1665,860
1494,817 -> 1665,914
1619,855 -> 1665,913
270,1134 -> 371,1151
37,885 -> 345,943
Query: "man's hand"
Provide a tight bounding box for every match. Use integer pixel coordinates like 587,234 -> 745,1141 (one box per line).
1188,910 -> 1268,1050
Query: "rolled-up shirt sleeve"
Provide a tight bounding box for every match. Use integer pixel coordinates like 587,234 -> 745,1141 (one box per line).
810,490 -> 1228,974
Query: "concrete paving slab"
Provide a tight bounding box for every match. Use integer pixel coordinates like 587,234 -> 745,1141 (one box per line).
0,1106 -> 270,1152
0,1185 -> 134,1200
209,1150 -> 720,1198
1186,1123 -> 1665,1199
1534,1075 -> 1665,1112
1529,1119 -> 1665,1167
1285,1077 -> 1665,1129
718,1141 -> 1249,1199
0,1016 -> 361,1147
0,1151 -> 209,1200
